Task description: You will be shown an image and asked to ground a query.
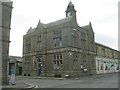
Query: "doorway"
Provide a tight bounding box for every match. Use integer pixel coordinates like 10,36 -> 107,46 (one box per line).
38,63 -> 42,76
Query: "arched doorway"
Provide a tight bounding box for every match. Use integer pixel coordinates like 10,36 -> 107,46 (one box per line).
38,62 -> 42,76
36,57 -> 43,76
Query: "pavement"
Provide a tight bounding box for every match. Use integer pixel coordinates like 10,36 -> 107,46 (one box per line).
32,73 -> 111,80
1,72 -> 118,89
2,82 -> 36,89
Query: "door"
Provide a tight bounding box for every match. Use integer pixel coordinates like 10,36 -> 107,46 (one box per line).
18,67 -> 22,75
38,63 -> 42,76
9,63 -> 15,75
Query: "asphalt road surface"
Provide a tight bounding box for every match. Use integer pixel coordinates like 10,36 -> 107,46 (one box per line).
16,73 -> 118,88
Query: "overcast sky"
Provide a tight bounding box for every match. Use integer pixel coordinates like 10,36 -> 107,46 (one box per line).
9,0 -> 119,56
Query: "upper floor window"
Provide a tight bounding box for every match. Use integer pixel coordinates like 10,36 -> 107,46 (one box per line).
72,28 -> 77,38
81,39 -> 86,49
71,28 -> 78,47
81,32 -> 86,39
25,38 -> 31,52
82,54 -> 86,62
53,31 -> 62,48
37,35 -> 42,51
102,48 -> 105,56
90,42 -> 94,51
37,35 -> 41,43
112,52 -> 114,58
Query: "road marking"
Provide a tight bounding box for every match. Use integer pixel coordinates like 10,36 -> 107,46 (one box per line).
34,85 -> 38,88
25,83 -> 37,88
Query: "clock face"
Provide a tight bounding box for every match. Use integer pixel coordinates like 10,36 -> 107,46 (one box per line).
67,12 -> 72,16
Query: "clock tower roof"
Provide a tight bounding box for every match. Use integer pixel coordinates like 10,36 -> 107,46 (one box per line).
68,1 -> 74,7
65,1 -> 76,17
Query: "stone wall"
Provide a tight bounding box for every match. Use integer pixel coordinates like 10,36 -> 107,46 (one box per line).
0,0 -> 12,85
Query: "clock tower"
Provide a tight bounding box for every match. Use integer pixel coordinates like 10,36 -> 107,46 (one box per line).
65,1 -> 76,17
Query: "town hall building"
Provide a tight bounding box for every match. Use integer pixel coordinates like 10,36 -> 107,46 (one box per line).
22,1 -> 119,77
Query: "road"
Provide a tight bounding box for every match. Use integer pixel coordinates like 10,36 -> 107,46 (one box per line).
16,73 -> 118,88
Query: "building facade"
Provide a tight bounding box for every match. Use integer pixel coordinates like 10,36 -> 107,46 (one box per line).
22,1 -> 96,77
22,1 -> 119,77
0,0 -> 13,85
95,43 -> 120,74
8,56 -> 22,75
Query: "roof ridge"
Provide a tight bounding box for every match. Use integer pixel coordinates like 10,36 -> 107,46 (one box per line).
81,23 -> 93,31
46,16 -> 73,24
45,16 -> 73,28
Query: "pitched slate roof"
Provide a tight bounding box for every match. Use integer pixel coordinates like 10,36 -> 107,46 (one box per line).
68,1 -> 74,6
81,22 -> 93,31
36,20 -> 46,28
81,25 -> 91,30
27,28 -> 36,34
95,42 -> 119,52
45,16 -> 73,28
9,56 -> 23,63
26,16 -> 74,34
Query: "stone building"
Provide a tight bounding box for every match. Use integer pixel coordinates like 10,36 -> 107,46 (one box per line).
8,56 -> 22,75
95,43 -> 120,74
22,1 -> 96,77
0,0 -> 13,85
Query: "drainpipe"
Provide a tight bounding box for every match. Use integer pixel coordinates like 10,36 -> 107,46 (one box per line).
44,26 -> 47,77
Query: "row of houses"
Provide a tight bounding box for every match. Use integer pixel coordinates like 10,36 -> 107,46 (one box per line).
96,43 -> 119,74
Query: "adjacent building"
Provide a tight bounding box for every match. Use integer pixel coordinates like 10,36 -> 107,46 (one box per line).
22,1 -> 119,77
0,0 -> 13,85
95,43 -> 119,74
8,56 -> 22,75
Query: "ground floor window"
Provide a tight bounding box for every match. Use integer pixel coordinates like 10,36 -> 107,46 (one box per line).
53,53 -> 63,69
117,65 -> 119,70
73,59 -> 78,69
101,64 -> 103,70
105,65 -> 108,70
